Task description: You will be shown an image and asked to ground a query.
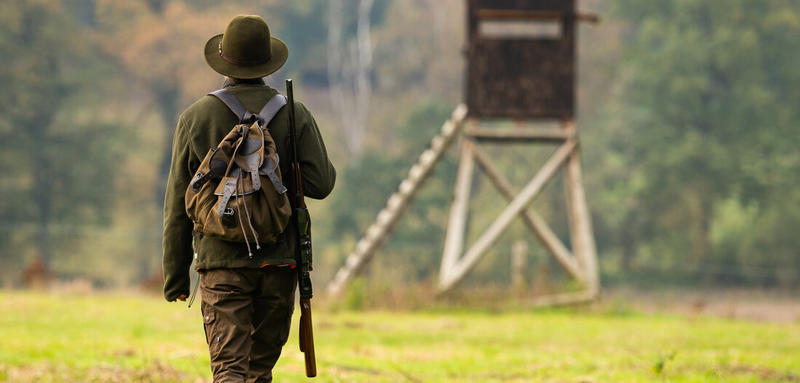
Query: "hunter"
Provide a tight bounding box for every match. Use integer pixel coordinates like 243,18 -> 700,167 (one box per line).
162,15 -> 336,383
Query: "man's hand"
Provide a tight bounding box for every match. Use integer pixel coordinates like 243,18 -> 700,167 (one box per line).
163,273 -> 190,302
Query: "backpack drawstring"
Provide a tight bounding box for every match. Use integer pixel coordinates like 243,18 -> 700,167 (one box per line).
234,172 -> 254,259
239,170 -> 261,250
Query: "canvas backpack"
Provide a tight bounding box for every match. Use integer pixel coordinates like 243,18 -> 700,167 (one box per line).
185,89 -> 292,256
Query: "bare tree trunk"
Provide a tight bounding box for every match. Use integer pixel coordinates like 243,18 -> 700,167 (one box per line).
327,0 -> 346,144
33,141 -> 53,266
29,110 -> 59,269
21,0 -> 56,267
327,0 -> 373,159
352,0 -> 373,156
427,0 -> 446,47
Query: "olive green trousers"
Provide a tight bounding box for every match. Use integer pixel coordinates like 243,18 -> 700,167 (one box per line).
200,267 -> 296,383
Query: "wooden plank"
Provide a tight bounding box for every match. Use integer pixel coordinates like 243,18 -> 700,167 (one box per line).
326,105 -> 468,297
440,139 -> 476,283
465,127 -> 573,143
438,140 -> 577,292
576,13 -> 601,24
470,143 -> 584,282
476,9 -> 563,21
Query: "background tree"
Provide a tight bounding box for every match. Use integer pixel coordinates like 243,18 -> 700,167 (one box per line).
0,0 -> 126,280
601,0 -> 800,285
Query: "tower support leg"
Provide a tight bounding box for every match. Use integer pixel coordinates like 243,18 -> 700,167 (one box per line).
563,121 -> 600,296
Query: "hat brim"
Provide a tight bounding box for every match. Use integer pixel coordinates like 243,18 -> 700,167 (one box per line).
204,33 -> 288,79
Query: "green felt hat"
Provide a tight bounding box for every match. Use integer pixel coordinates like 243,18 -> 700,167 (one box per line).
204,15 -> 288,79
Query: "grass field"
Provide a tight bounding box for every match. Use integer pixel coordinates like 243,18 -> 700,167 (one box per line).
0,291 -> 797,382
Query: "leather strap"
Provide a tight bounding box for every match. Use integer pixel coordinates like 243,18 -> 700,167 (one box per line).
260,156 -> 287,194
209,89 -> 250,122
256,94 -> 287,126
217,178 -> 238,217
209,89 -> 287,126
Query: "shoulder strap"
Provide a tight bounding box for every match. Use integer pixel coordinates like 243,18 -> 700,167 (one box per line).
256,94 -> 287,126
209,88 -> 251,122
209,89 -> 286,126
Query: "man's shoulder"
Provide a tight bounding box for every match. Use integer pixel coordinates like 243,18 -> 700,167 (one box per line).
289,99 -> 316,123
179,94 -> 229,124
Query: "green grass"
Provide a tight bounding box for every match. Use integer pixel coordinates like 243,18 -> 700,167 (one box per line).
0,291 -> 797,382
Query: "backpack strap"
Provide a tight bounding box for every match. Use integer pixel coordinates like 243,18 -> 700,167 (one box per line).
256,94 -> 287,126
256,94 -> 288,194
209,89 -> 287,126
209,89 -> 252,122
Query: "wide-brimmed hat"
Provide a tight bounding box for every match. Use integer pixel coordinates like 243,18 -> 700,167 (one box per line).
204,15 -> 288,79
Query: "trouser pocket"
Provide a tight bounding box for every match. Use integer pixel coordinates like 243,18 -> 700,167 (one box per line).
201,302 -> 220,356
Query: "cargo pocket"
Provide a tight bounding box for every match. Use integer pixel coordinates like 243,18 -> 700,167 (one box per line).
201,304 -> 221,357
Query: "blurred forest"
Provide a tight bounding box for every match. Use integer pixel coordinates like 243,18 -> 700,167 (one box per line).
1,0 -> 798,291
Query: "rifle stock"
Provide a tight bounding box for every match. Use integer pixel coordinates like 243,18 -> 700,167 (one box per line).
286,79 -> 317,378
300,298 -> 316,376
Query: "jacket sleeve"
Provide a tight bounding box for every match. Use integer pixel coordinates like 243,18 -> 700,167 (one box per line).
162,115 -> 195,302
296,102 -> 336,199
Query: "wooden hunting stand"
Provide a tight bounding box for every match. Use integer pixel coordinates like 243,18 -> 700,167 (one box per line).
328,0 -> 599,304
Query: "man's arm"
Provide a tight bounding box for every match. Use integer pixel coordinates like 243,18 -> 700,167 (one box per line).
294,102 -> 336,200
162,115 -> 195,302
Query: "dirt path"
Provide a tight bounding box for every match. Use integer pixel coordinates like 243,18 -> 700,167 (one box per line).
606,288 -> 800,323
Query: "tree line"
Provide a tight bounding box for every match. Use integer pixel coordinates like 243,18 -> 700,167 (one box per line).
0,0 -> 797,289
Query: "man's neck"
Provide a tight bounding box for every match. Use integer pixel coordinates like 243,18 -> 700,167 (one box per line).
223,77 -> 266,87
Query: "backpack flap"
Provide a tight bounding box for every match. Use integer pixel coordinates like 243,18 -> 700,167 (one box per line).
214,164 -> 260,197
234,123 -> 266,192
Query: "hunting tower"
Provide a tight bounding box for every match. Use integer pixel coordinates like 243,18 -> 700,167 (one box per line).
328,0 -> 600,304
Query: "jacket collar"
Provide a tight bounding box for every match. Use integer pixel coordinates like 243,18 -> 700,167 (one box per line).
223,77 -> 266,88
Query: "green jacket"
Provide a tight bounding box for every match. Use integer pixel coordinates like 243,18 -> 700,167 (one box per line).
162,82 -> 336,302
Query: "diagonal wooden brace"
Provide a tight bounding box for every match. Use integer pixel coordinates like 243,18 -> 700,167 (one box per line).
439,140 -> 577,292
470,143 -> 584,283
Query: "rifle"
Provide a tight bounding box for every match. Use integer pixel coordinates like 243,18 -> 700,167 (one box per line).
286,79 -> 317,378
